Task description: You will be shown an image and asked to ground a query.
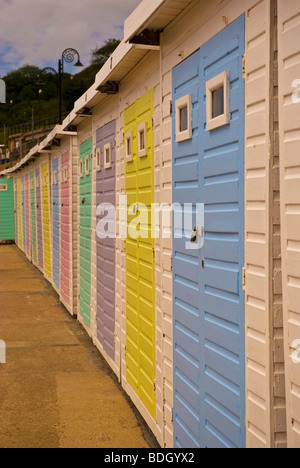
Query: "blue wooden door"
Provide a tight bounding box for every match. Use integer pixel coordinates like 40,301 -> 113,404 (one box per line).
172,16 -> 245,448
52,158 -> 60,290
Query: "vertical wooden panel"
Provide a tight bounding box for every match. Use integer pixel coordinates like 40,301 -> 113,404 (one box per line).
79,138 -> 93,328
60,151 -> 71,307
42,162 -> 52,280
278,0 -> 300,448
125,90 -> 156,420
96,121 -> 116,361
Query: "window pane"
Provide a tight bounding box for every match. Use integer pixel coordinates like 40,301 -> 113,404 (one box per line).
127,137 -> 131,156
106,149 -> 110,164
212,86 -> 224,118
180,106 -> 188,132
139,130 -> 145,150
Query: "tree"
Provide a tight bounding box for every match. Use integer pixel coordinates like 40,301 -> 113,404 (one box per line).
91,39 -> 121,66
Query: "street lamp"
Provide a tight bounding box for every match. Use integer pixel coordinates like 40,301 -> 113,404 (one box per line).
59,48 -> 84,124
39,48 -> 83,125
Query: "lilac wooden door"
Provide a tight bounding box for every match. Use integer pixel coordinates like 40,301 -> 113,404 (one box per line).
96,120 -> 116,360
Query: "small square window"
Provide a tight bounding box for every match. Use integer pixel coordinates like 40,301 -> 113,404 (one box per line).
36,177 -> 40,188
180,107 -> 188,133
85,155 -> 90,175
125,132 -> 133,162
104,143 -> 112,169
137,123 -> 147,158
30,180 -> 34,190
52,171 -> 58,185
0,184 -> 8,191
206,71 -> 230,131
175,94 -> 192,143
63,167 -> 68,182
79,160 -> 84,178
95,148 -> 101,171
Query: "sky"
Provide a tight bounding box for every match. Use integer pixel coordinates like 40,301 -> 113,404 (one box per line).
0,0 -> 142,77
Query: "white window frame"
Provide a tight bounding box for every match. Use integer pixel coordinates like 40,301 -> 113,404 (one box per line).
85,155 -> 90,176
52,170 -> 58,185
137,123 -> 147,158
206,71 -> 230,131
95,148 -> 101,172
175,94 -> 192,143
0,184 -> 8,192
104,143 -> 112,169
125,132 -> 133,162
79,159 -> 84,178
63,167 -> 68,183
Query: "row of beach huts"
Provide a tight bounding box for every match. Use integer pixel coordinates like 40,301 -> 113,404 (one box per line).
0,0 -> 300,449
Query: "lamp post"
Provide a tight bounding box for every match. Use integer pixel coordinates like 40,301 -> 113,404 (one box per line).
39,48 -> 83,125
59,49 -> 83,124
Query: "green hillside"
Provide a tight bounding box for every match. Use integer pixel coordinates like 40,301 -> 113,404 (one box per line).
0,39 -> 120,144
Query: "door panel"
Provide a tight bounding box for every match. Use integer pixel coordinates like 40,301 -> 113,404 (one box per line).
96,121 -> 116,360
125,90 -> 156,419
79,138 -> 93,327
52,158 -> 60,289
25,174 -> 30,256
36,167 -> 43,270
22,176 -> 26,250
172,16 -> 245,448
18,179 -> 23,249
30,171 -> 37,263
60,151 -> 70,305
42,162 -> 52,279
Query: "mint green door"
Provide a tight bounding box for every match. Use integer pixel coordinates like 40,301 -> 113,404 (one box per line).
0,179 -> 15,241
79,138 -> 93,327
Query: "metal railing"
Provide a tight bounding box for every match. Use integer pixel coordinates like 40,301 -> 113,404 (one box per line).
8,112 -> 68,137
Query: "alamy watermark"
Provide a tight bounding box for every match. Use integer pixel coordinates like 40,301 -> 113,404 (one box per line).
292,340 -> 300,365
292,79 -> 300,104
96,196 -> 204,250
0,340 -> 6,364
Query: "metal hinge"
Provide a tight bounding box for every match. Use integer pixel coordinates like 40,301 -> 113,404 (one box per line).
242,55 -> 246,80
171,407 -> 174,423
170,100 -> 173,115
171,256 -> 173,272
242,267 -> 246,291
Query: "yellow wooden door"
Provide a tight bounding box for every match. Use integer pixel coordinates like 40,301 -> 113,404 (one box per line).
125,90 -> 156,419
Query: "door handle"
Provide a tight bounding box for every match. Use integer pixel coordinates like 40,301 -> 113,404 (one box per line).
190,226 -> 204,244
190,227 -> 198,243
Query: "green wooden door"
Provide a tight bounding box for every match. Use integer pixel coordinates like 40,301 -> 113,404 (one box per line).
79,138 -> 93,327
0,179 -> 15,241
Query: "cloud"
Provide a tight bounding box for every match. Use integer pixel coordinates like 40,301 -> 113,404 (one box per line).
0,0 -> 141,75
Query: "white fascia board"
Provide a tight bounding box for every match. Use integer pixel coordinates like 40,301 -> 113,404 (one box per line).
124,0 -> 166,42
95,41 -> 133,87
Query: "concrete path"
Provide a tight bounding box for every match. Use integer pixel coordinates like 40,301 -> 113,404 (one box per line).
0,245 -> 155,449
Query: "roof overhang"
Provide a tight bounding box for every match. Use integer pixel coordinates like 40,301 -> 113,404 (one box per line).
63,42 -> 150,130
124,0 -> 193,43
0,125 -> 77,176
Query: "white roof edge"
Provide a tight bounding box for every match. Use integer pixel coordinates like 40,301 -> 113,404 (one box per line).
124,0 -> 166,42
62,41 -> 133,129
0,124 -> 74,176
1,2 -> 165,174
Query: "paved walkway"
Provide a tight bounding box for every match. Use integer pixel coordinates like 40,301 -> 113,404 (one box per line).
0,245 -> 155,448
